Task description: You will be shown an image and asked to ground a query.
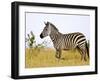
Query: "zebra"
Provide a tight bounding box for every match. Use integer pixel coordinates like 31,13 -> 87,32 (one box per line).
40,21 -> 89,61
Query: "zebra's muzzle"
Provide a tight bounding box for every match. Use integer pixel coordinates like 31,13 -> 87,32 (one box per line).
40,33 -> 43,38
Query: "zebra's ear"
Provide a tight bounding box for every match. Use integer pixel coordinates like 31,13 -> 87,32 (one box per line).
44,22 -> 47,25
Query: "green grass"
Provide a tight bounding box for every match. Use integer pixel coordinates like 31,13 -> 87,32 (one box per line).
25,48 -> 89,68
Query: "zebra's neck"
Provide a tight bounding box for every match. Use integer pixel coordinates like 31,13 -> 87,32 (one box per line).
50,31 -> 61,42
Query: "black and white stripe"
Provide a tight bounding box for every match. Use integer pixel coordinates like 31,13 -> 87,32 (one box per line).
40,22 -> 89,61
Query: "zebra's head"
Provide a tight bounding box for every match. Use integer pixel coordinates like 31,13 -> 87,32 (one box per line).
40,22 -> 51,39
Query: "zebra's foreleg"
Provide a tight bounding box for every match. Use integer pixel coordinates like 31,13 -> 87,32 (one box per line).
58,50 -> 61,59
55,50 -> 65,60
55,50 -> 60,59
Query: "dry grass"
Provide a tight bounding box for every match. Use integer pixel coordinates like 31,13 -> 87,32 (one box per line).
25,48 -> 89,68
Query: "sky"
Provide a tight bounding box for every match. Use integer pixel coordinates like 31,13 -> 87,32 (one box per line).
25,12 -> 90,48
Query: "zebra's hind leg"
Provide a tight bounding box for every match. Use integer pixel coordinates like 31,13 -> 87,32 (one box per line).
77,46 -> 83,60
83,49 -> 87,61
77,46 -> 87,61
81,50 -> 87,61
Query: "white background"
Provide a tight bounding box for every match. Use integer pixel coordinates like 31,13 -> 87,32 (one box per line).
0,0 -> 99,81
19,5 -> 95,75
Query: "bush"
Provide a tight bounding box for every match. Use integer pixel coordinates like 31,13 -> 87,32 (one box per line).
26,31 -> 49,53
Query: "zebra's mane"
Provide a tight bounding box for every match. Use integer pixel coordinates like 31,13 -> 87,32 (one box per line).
48,22 -> 59,31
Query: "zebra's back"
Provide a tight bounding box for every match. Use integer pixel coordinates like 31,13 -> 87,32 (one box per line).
61,32 -> 86,50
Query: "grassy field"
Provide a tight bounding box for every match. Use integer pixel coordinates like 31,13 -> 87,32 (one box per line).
25,48 -> 89,68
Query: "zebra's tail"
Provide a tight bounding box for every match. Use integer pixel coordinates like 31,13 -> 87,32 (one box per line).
86,41 -> 89,58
